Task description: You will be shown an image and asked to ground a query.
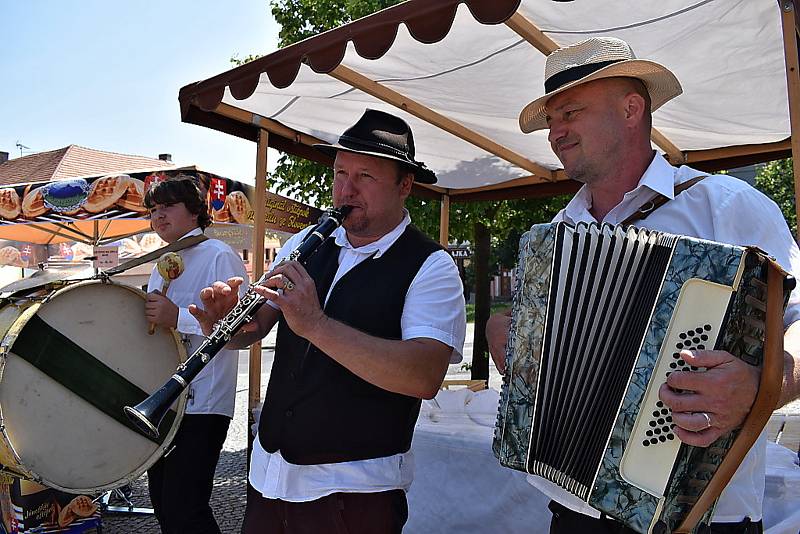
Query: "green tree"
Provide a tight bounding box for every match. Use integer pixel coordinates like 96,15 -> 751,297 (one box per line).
238,0 -> 570,380
755,159 -> 796,234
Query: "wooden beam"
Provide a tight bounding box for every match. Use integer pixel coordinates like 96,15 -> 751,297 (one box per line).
439,193 -> 450,247
215,102 -> 326,146
451,179 -> 581,202
504,11 -> 560,54
779,0 -> 800,239
505,11 -> 684,163
248,128 -> 269,456
651,128 -> 685,164
448,170 -> 568,196
328,64 -> 556,180
684,139 -> 792,164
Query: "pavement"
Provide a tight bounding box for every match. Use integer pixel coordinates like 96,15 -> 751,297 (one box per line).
99,321 -> 797,533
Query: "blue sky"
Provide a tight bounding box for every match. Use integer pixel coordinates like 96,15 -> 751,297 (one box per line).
2,1 -> 281,184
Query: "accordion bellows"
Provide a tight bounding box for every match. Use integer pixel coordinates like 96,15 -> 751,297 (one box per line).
493,222 -> 791,534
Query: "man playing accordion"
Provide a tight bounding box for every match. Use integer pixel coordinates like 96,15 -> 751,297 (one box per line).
488,36 -> 800,534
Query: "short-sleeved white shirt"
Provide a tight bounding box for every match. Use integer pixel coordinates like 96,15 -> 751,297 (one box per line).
147,228 -> 248,417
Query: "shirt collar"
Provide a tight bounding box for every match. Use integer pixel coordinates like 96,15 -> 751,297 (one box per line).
332,209 -> 411,259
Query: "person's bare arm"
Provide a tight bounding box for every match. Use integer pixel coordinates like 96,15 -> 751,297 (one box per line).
779,320 -> 800,407
486,309 -> 513,374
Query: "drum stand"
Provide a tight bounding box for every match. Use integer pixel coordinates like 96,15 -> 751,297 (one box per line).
95,485 -> 153,516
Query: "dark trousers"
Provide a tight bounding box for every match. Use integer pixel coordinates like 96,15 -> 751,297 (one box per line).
148,413 -> 231,534
548,501 -> 763,534
241,483 -> 408,534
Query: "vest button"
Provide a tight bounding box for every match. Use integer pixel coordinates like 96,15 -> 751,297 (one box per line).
289,372 -> 296,380
285,409 -> 293,418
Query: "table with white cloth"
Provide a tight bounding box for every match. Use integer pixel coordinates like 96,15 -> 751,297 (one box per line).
406,389 -> 800,534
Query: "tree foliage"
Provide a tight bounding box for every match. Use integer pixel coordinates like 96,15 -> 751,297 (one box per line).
754,159 -> 796,235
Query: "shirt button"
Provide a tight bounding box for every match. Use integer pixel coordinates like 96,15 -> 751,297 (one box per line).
285,409 -> 293,418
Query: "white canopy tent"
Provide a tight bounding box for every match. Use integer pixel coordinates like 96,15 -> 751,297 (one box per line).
178,0 -> 800,428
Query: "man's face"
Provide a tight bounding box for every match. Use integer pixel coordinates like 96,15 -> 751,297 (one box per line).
148,202 -> 198,243
544,79 -> 627,184
332,151 -> 412,241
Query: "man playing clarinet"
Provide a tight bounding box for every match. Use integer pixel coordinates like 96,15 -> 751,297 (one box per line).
487,37 -> 800,534
190,109 -> 466,534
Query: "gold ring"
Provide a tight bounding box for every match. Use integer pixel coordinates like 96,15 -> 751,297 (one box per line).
284,280 -> 295,291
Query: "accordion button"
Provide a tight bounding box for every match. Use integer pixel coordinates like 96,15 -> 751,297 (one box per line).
285,409 -> 293,418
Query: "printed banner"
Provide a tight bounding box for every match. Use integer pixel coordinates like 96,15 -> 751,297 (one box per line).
0,168 -> 322,244
263,191 -> 322,234
0,478 -> 100,533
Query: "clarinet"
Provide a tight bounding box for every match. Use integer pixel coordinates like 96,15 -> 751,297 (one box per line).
124,205 -> 353,439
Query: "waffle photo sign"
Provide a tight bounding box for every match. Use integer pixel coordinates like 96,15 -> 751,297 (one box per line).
0,169 -> 257,244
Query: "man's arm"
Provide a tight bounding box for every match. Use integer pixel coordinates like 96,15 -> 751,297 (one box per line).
780,320 -> 800,407
487,309 -> 512,374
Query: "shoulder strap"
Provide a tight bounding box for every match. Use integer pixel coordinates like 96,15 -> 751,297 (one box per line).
621,175 -> 706,226
102,234 -> 209,277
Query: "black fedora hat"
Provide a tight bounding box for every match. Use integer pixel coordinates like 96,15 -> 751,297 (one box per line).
314,109 -> 437,184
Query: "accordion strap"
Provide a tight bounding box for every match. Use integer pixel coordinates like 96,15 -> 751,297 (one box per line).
676,259 -> 787,533
621,175 -> 706,226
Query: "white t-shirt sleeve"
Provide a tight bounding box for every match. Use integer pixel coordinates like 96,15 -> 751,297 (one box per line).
400,250 -> 467,363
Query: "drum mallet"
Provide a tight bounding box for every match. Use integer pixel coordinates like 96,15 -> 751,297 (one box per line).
148,252 -> 184,335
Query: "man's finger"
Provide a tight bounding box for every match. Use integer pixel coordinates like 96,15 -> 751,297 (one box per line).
679,349 -> 734,369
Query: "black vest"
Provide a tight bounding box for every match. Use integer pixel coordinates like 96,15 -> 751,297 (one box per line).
259,225 -> 443,465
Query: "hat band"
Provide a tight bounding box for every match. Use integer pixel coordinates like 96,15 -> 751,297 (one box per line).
338,134 -> 410,160
544,59 -> 624,93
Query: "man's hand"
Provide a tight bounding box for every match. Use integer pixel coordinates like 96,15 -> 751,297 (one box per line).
255,261 -> 327,340
658,349 -> 759,447
189,277 -> 249,336
486,309 -> 512,374
145,290 -> 178,330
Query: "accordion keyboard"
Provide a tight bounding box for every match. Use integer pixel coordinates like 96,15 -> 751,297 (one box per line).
620,278 -> 732,497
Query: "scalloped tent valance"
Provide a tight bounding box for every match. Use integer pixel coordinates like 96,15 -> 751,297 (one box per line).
178,0 -> 799,203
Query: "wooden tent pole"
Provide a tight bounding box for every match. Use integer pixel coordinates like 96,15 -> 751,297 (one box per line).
248,129 -> 269,454
780,0 -> 800,239
439,193 -> 450,247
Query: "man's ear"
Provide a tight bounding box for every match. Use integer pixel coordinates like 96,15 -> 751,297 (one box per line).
399,173 -> 414,200
624,92 -> 646,123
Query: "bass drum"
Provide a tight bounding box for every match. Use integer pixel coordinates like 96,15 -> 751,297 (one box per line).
0,279 -> 187,493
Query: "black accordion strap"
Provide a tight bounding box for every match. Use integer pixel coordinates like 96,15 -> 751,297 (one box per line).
620,175 -> 706,226
676,259 -> 788,533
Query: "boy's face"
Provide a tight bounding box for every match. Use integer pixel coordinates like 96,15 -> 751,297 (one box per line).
148,202 -> 198,243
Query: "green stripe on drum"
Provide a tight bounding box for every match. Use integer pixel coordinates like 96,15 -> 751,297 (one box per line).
11,313 -> 177,445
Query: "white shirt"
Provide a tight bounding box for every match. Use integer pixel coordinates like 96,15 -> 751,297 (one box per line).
531,152 -> 800,522
147,228 -> 248,417
250,211 -> 467,501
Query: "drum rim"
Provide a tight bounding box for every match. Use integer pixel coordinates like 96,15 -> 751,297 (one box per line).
0,278 -> 188,493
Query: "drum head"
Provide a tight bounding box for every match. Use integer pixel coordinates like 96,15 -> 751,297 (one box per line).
0,280 -> 186,493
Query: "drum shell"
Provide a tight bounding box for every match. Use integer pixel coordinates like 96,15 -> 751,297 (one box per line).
0,280 -> 187,493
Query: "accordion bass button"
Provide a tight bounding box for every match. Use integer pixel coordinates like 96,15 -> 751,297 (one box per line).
652,521 -> 668,534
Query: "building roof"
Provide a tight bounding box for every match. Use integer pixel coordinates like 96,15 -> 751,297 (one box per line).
0,145 -> 175,186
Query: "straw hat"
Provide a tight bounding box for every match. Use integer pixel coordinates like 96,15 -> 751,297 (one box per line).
519,37 -> 683,133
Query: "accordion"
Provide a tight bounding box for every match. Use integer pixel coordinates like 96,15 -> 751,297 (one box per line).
493,223 -> 792,534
